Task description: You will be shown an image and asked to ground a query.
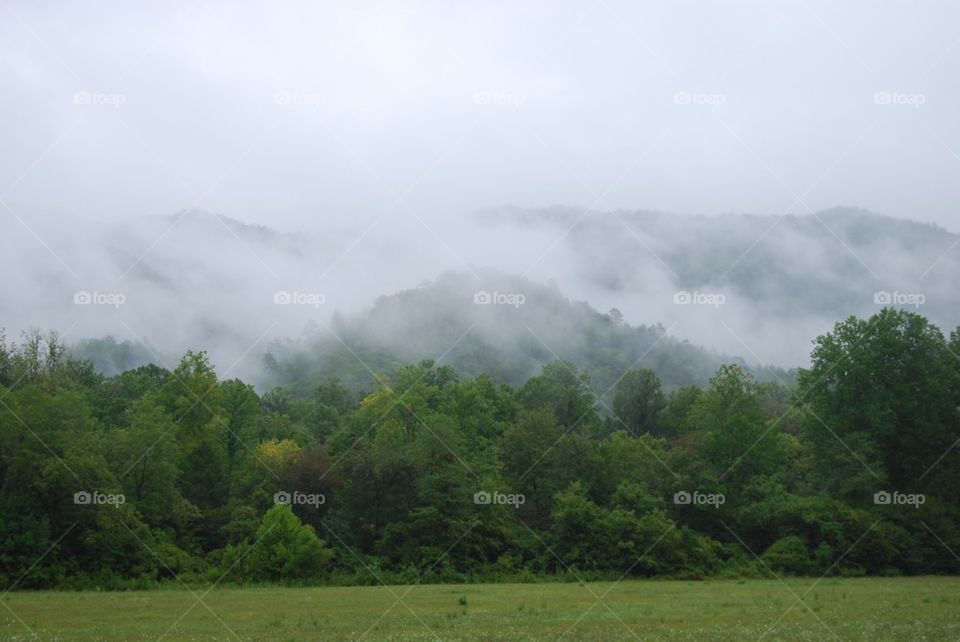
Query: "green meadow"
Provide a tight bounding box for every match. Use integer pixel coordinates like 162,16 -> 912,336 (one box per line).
2,577 -> 958,641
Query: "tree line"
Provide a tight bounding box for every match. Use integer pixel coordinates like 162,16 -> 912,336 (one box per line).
0,307 -> 958,589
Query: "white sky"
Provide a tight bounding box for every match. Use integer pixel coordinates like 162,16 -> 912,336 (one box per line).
2,0 -> 959,233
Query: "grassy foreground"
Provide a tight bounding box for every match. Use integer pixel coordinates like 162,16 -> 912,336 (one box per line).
1,577 -> 958,641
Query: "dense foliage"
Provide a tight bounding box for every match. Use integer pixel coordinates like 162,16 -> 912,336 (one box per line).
1,308 -> 958,589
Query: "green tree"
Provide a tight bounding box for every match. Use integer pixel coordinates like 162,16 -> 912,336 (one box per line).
500,409 -> 591,514
220,379 -> 261,459
228,504 -> 332,581
659,386 -> 703,438
108,398 -> 181,527
517,361 -> 597,430
161,351 -> 224,441
799,309 -> 960,500
690,365 -> 783,494
612,368 -> 667,436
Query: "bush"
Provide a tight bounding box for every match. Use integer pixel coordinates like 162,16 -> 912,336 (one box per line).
223,504 -> 332,582
762,536 -> 813,575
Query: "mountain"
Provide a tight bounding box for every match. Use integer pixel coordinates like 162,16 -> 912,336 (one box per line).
4,206 -> 955,380
259,271 -> 788,398
474,206 -> 959,364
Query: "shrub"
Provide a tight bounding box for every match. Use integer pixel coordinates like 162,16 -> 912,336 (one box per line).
762,536 -> 813,575
223,504 -> 332,582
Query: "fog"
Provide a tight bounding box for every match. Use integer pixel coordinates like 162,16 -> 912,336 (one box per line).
2,1 -> 959,378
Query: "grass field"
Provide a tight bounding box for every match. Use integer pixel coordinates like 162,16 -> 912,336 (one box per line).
2,577 -> 958,641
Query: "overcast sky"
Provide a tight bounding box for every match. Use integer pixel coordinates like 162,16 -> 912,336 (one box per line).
2,0 -> 959,234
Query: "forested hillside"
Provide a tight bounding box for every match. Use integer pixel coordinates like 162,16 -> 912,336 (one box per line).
7,208 -> 958,377
258,271 -> 790,397
478,207 -> 960,364
479,207 -> 958,318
